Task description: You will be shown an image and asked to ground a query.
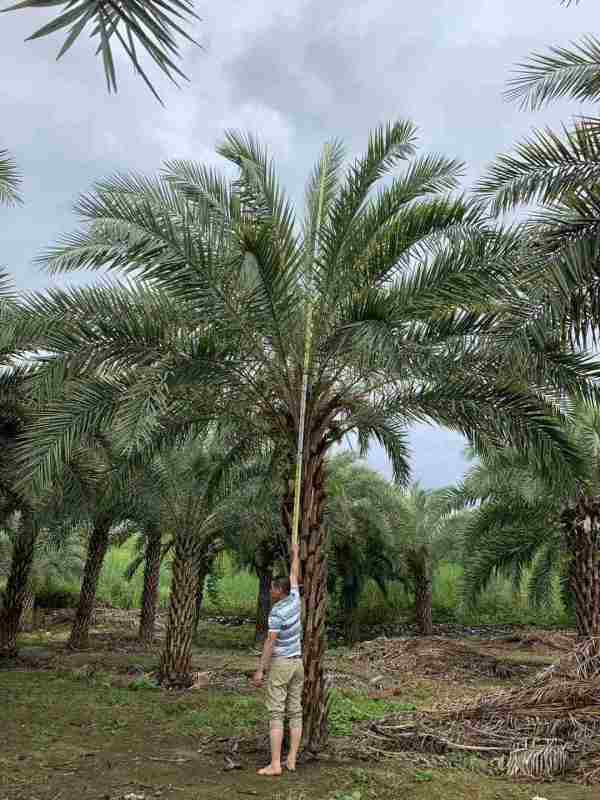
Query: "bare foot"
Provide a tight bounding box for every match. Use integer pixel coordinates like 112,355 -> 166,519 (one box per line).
258,764 -> 282,776
286,757 -> 296,772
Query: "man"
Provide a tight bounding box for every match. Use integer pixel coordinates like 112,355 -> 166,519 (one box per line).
253,541 -> 303,776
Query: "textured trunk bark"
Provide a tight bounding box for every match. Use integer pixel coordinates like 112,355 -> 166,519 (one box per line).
193,560 -> 209,636
282,446 -> 328,750
414,572 -> 433,636
18,587 -> 35,633
68,519 -> 111,650
255,565 -> 272,645
562,497 -> 600,636
159,533 -> 198,686
138,526 -> 162,644
0,509 -> 37,657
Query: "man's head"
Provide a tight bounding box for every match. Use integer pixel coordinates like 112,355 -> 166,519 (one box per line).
271,576 -> 291,604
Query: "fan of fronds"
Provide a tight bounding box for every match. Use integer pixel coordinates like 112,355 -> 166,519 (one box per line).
3,0 -> 200,102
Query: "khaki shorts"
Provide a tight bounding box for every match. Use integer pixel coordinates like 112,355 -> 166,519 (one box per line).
266,657 -> 304,728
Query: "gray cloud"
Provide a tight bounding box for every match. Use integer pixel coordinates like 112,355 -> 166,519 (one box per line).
2,0 -> 597,485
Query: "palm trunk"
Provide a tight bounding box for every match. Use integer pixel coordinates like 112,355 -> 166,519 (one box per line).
159,533 -> 198,686
0,509 -> 37,657
193,559 -> 209,636
341,582 -> 360,644
68,519 -> 111,650
18,586 -> 35,633
563,497 -> 600,636
138,526 -> 162,644
414,572 -> 433,636
283,446 -> 329,750
255,565 -> 272,645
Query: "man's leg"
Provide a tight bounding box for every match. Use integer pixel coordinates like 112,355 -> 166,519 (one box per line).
260,660 -> 287,775
258,723 -> 284,776
286,660 -> 304,771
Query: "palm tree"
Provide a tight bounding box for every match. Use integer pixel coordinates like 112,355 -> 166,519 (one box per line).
449,449 -> 565,615
0,517 -> 84,629
324,453 -> 397,642
18,122 -> 598,745
476,10 -> 600,342
137,436 -> 254,684
392,483 -> 468,636
4,0 -> 200,102
450,403 -> 600,636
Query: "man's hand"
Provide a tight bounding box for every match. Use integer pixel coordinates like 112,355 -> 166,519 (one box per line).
252,669 -> 264,688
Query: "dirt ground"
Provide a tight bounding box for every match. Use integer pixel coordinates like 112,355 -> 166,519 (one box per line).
0,609 -> 596,800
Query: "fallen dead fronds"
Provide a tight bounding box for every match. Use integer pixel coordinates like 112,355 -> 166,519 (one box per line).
353,637 -> 600,784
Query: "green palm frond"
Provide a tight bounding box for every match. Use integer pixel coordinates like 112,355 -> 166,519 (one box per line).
528,540 -> 562,608
0,149 -> 22,206
506,36 -> 600,110
22,119 -> 597,509
0,269 -> 15,306
3,0 -> 200,103
476,120 -> 600,215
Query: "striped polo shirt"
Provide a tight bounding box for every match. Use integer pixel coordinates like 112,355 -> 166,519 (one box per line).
269,587 -> 302,658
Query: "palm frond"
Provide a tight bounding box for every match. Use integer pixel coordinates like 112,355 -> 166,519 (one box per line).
506,36 -> 600,110
476,120 -> 600,214
0,149 -> 22,206
3,0 -> 200,103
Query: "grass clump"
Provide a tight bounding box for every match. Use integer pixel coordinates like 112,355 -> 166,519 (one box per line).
328,690 -> 416,737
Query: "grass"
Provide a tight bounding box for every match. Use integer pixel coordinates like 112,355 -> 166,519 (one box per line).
2,660 -> 595,800
328,691 -> 416,736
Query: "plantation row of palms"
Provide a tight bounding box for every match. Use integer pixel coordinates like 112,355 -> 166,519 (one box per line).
4,0 -> 600,750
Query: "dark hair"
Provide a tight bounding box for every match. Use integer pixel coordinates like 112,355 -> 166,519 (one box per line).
272,576 -> 291,595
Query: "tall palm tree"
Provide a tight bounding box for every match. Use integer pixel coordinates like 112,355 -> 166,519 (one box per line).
4,0 -> 200,102
17,122 -> 598,745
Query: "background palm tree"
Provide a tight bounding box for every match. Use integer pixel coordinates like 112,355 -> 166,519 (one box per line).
4,0 -> 200,102
324,453 -> 397,643
0,519 -> 84,630
17,122 -> 598,745
451,402 -> 600,635
392,483 -> 467,636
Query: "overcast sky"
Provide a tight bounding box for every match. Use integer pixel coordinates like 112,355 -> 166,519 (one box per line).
1,0 -> 597,487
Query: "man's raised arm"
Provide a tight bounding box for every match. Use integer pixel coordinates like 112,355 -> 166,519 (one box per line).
290,541 -> 300,589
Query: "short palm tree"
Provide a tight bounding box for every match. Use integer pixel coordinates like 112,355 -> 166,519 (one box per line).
392,483 -> 469,636
0,518 -> 84,629
129,435 -> 256,684
451,401 -> 600,636
19,122 -> 597,745
4,0 -> 200,102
